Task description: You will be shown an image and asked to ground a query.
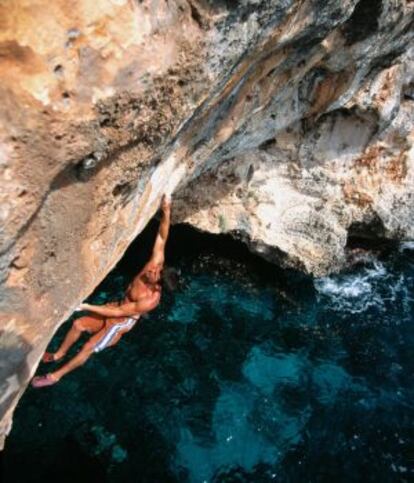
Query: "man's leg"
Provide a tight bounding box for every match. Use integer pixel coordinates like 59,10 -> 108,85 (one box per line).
50,323 -> 133,381
51,322 -> 135,380
48,339 -> 96,381
43,315 -> 104,362
32,329 -> 106,387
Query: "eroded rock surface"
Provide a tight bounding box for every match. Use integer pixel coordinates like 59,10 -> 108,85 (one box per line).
176,48 -> 414,274
0,0 -> 413,446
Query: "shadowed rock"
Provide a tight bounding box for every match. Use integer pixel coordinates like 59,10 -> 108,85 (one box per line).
0,0 -> 413,446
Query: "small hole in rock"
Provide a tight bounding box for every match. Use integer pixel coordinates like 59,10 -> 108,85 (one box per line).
342,0 -> 383,45
113,183 -> 132,197
259,138 -> 277,150
53,64 -> 64,76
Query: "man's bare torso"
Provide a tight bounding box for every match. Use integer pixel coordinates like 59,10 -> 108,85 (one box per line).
123,262 -> 162,310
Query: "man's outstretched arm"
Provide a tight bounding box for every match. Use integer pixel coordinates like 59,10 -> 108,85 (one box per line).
150,194 -> 171,266
80,293 -> 159,318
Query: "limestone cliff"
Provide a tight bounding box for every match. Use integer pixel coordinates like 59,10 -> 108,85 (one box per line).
0,0 -> 413,447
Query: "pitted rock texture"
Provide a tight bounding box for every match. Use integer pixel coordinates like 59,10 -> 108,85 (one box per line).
0,0 -> 413,446
175,48 -> 414,274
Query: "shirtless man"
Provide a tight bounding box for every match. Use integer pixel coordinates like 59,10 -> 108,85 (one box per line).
31,195 -> 171,388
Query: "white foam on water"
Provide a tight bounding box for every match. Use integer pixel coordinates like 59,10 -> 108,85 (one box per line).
399,241 -> 414,251
314,260 -> 394,314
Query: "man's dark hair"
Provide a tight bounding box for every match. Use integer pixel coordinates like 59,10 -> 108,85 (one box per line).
161,267 -> 180,291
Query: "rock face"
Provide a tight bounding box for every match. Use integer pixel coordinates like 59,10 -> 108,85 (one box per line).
0,0 -> 413,446
176,50 -> 414,274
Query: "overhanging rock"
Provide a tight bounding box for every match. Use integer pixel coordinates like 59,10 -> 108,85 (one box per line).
0,0 -> 413,447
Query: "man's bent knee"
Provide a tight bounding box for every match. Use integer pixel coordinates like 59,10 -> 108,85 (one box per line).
73,318 -> 86,332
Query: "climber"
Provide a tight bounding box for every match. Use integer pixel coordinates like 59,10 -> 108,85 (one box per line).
31,194 -> 172,388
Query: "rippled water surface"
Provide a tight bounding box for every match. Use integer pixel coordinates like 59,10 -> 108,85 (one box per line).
3,226 -> 414,482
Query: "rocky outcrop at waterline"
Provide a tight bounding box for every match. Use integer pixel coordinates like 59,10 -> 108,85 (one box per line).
0,0 -> 413,447
175,49 -> 414,274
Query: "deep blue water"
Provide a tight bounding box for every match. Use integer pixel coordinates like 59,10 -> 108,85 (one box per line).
2,226 -> 414,482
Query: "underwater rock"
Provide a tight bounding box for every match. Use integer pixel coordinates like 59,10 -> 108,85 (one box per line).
0,0 -> 413,446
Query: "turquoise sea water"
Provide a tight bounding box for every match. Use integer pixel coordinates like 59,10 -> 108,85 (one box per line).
2,226 -> 414,482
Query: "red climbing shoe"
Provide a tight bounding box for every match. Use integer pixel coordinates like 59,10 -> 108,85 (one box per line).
42,352 -> 57,363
